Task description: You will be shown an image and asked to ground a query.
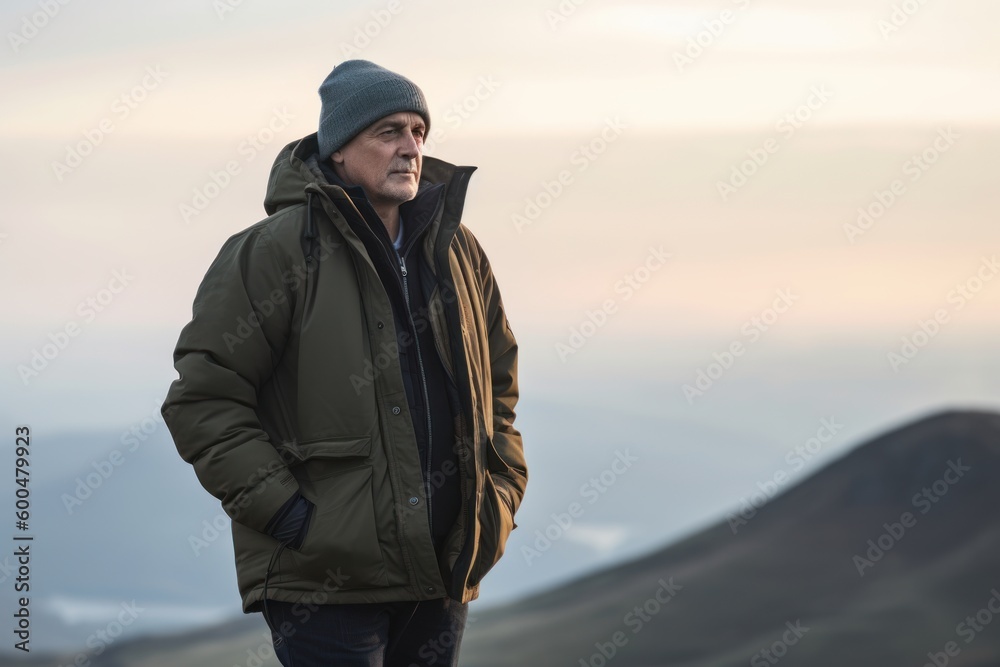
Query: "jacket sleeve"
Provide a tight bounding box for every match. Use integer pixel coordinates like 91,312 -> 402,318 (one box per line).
475,236 -> 528,524
162,224 -> 301,534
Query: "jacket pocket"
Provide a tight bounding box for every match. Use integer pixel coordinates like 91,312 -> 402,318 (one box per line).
279,436 -> 372,480
484,436 -> 519,530
467,471 -> 515,588
484,433 -> 519,478
283,438 -> 388,589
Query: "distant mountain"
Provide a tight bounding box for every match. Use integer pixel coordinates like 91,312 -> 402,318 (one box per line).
460,409 -> 1000,666
5,615 -> 277,667
15,409 -> 1000,666
0,427 -> 242,655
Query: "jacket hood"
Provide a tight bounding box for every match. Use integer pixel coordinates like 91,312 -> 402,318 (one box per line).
262,132 -> 472,217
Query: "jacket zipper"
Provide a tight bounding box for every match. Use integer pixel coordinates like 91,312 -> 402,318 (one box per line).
396,250 -> 435,539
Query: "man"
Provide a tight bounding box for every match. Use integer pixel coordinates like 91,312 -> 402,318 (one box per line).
161,59 -> 527,666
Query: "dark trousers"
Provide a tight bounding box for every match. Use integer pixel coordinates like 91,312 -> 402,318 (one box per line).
262,597 -> 468,667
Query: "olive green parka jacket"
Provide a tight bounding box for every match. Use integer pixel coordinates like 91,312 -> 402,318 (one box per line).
161,133 -> 526,613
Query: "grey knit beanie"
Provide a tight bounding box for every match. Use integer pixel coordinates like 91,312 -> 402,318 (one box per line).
317,60 -> 430,158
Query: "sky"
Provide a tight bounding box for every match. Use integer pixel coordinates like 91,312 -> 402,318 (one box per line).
2,0 -> 999,654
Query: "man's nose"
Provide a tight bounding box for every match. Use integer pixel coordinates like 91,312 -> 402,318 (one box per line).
399,131 -> 421,157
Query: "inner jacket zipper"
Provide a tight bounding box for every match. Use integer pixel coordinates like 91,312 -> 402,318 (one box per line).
395,249 -> 435,539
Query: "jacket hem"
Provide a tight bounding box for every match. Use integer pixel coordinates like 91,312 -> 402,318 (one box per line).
242,583 -> 466,614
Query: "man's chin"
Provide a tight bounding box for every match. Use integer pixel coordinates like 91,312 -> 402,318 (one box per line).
380,184 -> 419,203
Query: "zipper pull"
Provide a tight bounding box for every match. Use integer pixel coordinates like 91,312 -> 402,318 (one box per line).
398,253 -> 407,277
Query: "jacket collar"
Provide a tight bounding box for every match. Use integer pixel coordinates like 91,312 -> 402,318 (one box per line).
264,133 -> 477,264
315,159 -> 444,260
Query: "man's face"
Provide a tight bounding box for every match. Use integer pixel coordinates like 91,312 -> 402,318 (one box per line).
330,111 -> 426,209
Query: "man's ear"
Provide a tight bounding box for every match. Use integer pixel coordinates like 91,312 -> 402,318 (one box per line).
330,151 -> 349,183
